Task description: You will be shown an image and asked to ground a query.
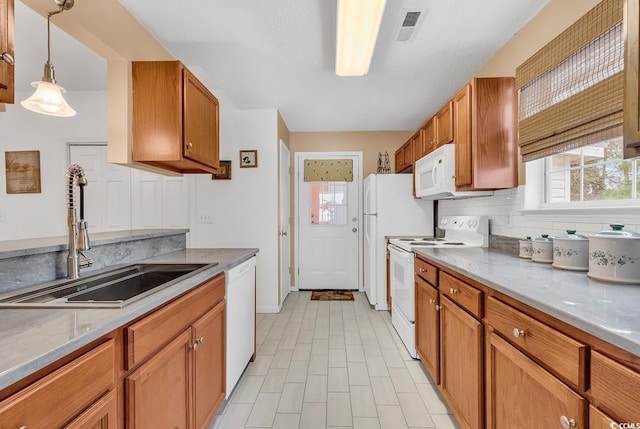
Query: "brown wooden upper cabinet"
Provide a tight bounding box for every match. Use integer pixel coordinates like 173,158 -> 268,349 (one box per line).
453,77 -> 517,191
132,61 -> 220,174
394,138 -> 414,173
434,101 -> 453,147
0,0 -> 15,104
420,118 -> 435,158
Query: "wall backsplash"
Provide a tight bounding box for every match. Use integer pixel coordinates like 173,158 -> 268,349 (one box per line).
439,186 -> 640,239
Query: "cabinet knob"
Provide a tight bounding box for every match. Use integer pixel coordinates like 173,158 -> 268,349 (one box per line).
1,52 -> 14,65
419,268 -> 425,273
435,305 -> 441,311
197,336 -> 205,344
429,299 -> 436,304
189,342 -> 199,351
186,142 -> 193,149
560,416 -> 576,429
513,328 -> 525,338
449,288 -> 458,294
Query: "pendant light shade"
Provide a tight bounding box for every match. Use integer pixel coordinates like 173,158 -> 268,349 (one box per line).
21,0 -> 77,117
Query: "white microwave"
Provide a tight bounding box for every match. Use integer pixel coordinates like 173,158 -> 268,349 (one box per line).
414,144 -> 493,200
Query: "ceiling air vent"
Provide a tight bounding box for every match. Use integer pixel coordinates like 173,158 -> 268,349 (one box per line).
395,9 -> 426,42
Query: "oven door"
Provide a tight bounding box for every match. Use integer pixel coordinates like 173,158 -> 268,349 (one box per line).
388,244 -> 415,322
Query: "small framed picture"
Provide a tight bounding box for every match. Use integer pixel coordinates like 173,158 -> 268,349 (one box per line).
212,160 -> 232,180
240,150 -> 258,168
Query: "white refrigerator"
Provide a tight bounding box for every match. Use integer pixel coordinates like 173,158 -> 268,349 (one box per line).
363,174 -> 434,310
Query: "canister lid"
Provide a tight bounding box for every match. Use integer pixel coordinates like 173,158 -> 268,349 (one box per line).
533,234 -> 553,242
591,224 -> 640,239
519,236 -> 532,243
554,230 -> 588,240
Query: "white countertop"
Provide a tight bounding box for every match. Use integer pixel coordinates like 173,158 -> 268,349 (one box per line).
0,248 -> 258,392
414,247 -> 640,357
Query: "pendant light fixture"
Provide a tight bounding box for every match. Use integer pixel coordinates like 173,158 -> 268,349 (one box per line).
21,0 -> 76,117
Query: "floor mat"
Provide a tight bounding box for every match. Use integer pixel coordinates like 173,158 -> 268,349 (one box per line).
310,290 -> 355,301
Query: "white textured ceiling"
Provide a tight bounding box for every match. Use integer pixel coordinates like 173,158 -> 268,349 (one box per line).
15,0 -> 549,132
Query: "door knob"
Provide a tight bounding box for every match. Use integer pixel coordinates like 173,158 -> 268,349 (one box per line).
352,227 -> 358,233
280,231 -> 288,236
352,217 -> 358,222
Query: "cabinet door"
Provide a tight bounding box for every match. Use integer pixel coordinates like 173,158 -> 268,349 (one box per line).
435,101 -> 453,147
0,0 -> 14,104
486,333 -> 587,429
395,147 -> 404,173
453,84 -> 472,188
421,119 -> 435,157
589,406 -> 617,429
64,390 -> 118,429
126,329 -> 192,429
415,276 -> 440,384
193,300 -> 226,429
183,68 -> 219,169
403,140 -> 413,168
413,131 -> 424,163
440,296 -> 483,429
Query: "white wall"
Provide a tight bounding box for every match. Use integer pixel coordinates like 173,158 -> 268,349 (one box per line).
0,90 -> 108,240
190,91 -> 281,313
439,186 -> 640,239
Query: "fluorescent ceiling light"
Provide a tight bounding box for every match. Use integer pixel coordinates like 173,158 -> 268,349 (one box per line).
335,0 -> 387,76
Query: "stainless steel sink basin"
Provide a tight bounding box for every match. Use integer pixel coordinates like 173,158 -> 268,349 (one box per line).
0,263 -> 215,308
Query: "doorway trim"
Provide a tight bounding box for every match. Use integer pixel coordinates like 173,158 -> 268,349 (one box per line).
293,151 -> 363,291
279,140 -> 291,305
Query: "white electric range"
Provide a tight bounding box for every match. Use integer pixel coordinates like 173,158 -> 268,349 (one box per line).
388,215 -> 488,358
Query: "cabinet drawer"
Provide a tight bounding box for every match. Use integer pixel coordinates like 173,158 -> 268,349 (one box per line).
439,272 -> 482,317
415,257 -> 438,286
591,351 -> 640,422
486,297 -> 587,390
0,339 -> 115,429
125,273 -> 225,369
589,405 -> 617,429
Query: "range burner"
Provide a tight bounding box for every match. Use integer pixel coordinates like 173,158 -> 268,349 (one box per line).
387,216 -> 488,251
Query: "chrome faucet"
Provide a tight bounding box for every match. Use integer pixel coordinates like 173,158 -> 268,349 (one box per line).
66,164 -> 92,279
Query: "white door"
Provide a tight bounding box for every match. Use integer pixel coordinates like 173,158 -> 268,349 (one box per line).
69,144 -> 132,232
279,140 -> 291,304
296,152 -> 361,290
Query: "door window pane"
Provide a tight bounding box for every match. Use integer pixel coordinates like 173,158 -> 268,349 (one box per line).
310,182 -> 347,225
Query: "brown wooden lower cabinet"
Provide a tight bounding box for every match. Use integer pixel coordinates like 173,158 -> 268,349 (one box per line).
589,406 -> 617,429
0,339 -> 115,429
126,329 -> 192,428
415,275 -> 440,384
440,296 -> 484,429
126,299 -> 226,429
65,390 -> 118,429
486,332 -> 587,429
193,300 -> 226,429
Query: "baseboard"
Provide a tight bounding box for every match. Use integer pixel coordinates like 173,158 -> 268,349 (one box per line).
257,304 -> 282,313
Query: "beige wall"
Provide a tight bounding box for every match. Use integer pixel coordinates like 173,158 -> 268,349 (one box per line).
290,131 -> 413,177
477,0 -> 602,77
475,0 -> 602,185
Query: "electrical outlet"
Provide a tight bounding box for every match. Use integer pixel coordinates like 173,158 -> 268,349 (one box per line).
506,214 -> 512,226
0,211 -> 4,222
198,214 -> 213,224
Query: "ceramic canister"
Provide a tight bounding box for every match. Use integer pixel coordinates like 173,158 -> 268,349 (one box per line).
588,224 -> 640,284
531,234 -> 553,263
519,236 -> 533,259
552,230 -> 589,271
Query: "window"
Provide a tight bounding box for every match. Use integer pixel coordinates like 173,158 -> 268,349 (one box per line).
545,137 -> 640,203
309,182 -> 348,225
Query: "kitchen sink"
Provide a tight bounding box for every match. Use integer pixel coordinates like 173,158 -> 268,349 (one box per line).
0,263 -> 215,308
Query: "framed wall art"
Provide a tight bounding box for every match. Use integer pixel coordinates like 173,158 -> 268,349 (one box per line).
239,150 -> 258,168
5,150 -> 42,194
212,160 -> 232,180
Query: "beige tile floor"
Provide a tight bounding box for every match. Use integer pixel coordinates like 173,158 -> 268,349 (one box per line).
211,291 -> 461,429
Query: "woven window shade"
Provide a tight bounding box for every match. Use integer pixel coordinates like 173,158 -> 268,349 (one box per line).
516,0 -> 624,161
303,159 -> 353,182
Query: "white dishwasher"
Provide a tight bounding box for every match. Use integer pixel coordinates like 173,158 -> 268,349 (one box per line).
225,256 -> 256,398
